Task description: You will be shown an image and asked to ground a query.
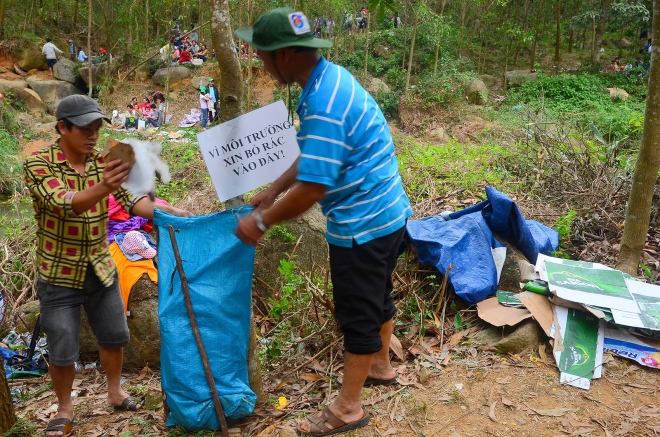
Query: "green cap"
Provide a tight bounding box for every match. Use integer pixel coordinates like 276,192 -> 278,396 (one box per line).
208,78 -> 214,82
200,86 -> 207,93
235,7 -> 332,52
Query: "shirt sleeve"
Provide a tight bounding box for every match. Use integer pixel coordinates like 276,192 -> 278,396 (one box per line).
296,112 -> 350,188
23,156 -> 76,217
113,186 -> 145,215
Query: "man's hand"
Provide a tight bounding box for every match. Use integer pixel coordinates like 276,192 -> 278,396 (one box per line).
235,213 -> 265,246
101,159 -> 130,192
249,188 -> 277,210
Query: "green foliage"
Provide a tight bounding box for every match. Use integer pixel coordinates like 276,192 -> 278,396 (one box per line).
269,257 -> 304,319
266,224 -> 296,242
1,417 -> 38,437
554,210 -> 577,244
0,129 -> 22,195
373,89 -> 400,120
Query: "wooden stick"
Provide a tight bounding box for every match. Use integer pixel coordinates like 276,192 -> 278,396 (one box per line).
167,225 -> 229,437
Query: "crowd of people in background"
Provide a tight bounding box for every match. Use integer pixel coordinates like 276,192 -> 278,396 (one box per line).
107,91 -> 168,130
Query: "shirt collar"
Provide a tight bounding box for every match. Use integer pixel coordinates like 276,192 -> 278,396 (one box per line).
51,140 -> 100,165
297,56 -> 328,114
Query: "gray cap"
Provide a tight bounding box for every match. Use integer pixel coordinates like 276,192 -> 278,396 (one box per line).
56,95 -> 110,126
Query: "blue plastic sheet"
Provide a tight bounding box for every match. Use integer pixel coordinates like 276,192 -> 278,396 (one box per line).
407,187 -> 559,306
155,208 -> 256,431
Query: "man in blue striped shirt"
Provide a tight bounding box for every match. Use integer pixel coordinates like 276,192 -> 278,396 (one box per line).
235,8 -> 412,435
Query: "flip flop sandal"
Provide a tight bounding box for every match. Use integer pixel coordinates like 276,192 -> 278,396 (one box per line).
114,396 -> 142,411
298,406 -> 371,436
44,418 -> 73,436
363,372 -> 399,387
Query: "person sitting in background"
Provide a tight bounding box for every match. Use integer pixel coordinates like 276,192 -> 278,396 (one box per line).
171,47 -> 181,64
141,103 -> 153,121
110,110 -> 123,129
194,42 -> 208,62
124,104 -> 137,129
145,103 -> 163,128
77,46 -> 88,63
138,97 -> 151,115
178,48 -> 192,64
68,39 -> 76,61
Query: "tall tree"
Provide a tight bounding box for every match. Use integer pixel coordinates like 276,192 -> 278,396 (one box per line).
0,0 -> 6,38
0,357 -> 14,433
616,0 -> 660,276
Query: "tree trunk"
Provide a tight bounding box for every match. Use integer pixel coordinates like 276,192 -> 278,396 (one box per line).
0,356 -> 14,433
0,0 -> 7,38
554,0 -> 561,62
246,0 -> 252,111
210,0 -> 243,122
87,0 -> 92,97
402,23 -> 407,70
433,43 -> 439,75
616,3 -> 660,276
363,11 -> 371,81
405,21 -> 417,91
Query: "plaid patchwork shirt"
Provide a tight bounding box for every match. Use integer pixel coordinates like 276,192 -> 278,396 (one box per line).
24,142 -> 142,289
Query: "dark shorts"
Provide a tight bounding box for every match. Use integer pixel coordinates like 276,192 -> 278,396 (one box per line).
36,266 -> 130,366
46,58 -> 57,68
329,225 -> 406,354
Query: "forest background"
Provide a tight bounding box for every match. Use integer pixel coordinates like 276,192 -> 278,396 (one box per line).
2,0 -> 660,436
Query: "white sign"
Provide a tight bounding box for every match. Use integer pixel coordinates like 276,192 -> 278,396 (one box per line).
197,100 -> 300,202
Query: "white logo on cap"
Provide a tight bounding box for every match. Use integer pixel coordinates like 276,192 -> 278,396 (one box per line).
288,12 -> 311,35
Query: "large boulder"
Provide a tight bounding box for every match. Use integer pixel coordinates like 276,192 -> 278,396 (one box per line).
14,88 -> 47,115
192,76 -> 209,90
152,66 -> 192,86
429,126 -> 450,144
17,42 -> 48,71
15,274 -> 161,369
505,69 -> 538,87
478,74 -> 497,88
78,62 -> 112,86
465,79 -> 488,105
254,205 -> 327,312
26,76 -> 83,114
135,65 -> 151,82
0,79 -> 28,94
366,77 -> 391,95
607,87 -> 629,101
473,320 -> 546,354
53,58 -> 78,84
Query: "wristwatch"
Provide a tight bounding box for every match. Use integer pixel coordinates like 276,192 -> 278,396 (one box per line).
254,210 -> 269,232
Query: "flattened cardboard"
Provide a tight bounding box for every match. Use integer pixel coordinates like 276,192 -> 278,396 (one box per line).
517,291 -> 554,336
477,297 -> 532,327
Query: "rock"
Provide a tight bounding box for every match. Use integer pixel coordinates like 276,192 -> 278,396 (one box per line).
366,77 -> 391,95
14,88 -> 47,115
78,62 -> 111,86
607,87 -> 629,101
135,64 -> 151,82
373,45 -> 391,58
254,205 -> 327,309
26,76 -> 84,114
34,121 -> 58,133
505,69 -> 538,87
429,127 -> 450,144
0,67 -> 6,74
53,58 -> 78,84
0,79 -> 28,94
192,76 -> 209,90
496,320 -> 545,354
13,300 -> 41,335
152,66 -> 192,86
17,42 -> 47,71
14,64 -> 27,77
478,74 -> 497,88
465,79 -> 488,105
15,274 -> 161,369
619,38 -> 632,49
27,69 -> 39,76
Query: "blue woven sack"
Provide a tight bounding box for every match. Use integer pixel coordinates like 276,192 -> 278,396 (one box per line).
154,208 -> 256,430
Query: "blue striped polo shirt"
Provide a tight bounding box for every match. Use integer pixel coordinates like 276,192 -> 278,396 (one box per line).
296,57 -> 412,247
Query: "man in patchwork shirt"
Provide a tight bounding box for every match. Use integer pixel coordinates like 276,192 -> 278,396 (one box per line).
24,95 -> 191,437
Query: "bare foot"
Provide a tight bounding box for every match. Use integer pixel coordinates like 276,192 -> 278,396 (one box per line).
366,363 -> 396,381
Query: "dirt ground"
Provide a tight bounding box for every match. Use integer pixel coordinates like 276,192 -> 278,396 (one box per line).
9,330 -> 660,437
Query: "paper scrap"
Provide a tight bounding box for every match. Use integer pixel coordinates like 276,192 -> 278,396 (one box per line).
477,297 -> 532,327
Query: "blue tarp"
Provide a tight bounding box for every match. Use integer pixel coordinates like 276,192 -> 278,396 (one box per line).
406,186 -> 559,306
155,208 -> 257,431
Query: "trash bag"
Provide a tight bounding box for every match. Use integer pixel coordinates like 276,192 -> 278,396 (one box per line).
155,208 -> 257,431
407,186 -> 559,306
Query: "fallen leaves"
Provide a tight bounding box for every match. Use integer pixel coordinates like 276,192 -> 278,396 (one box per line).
488,401 -> 498,422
